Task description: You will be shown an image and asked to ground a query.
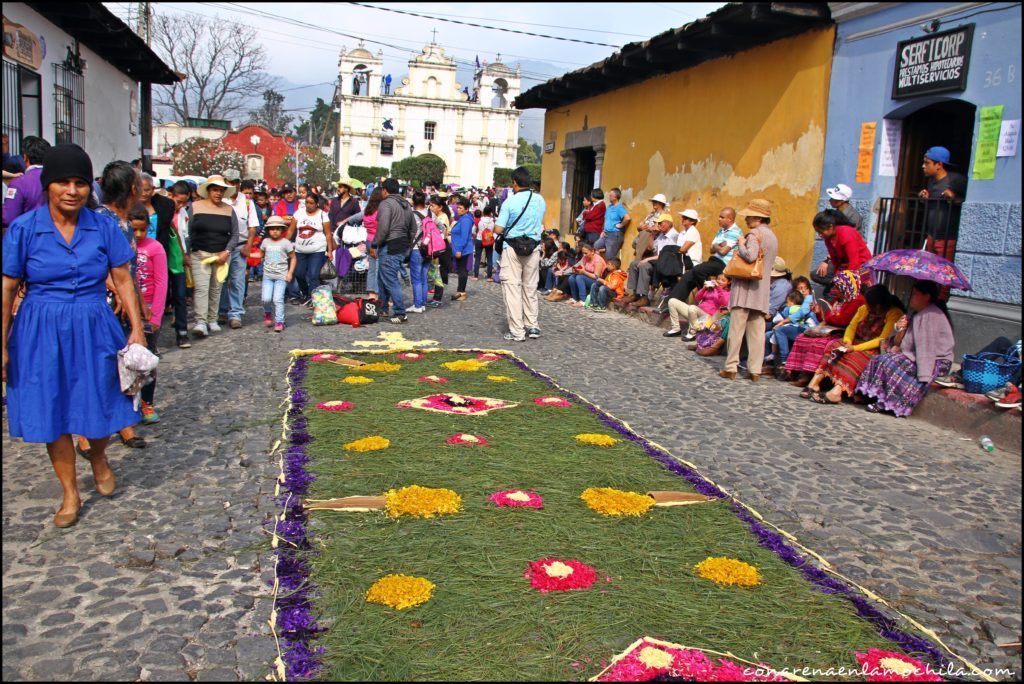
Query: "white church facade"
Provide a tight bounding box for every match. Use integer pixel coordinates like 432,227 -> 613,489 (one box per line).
333,41 -> 521,188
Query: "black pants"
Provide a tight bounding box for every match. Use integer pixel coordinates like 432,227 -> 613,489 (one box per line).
669,257 -> 726,303
432,246 -> 451,301
169,271 -> 188,333
473,240 -> 493,278
454,254 -> 470,293
141,330 -> 158,405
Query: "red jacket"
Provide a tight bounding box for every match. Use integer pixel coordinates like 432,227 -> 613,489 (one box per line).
582,202 -> 605,234
824,224 -> 872,272
824,294 -> 866,327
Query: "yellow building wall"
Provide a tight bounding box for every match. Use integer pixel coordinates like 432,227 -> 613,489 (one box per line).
538,28 -> 835,276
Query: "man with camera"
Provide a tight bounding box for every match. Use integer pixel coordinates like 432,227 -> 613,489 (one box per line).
495,166 -> 547,342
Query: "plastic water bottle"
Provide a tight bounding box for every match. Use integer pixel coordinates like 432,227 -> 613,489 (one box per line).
979,435 -> 995,453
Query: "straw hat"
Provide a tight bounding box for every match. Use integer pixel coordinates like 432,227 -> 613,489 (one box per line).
736,198 -> 771,218
770,257 -> 790,278
197,175 -> 236,199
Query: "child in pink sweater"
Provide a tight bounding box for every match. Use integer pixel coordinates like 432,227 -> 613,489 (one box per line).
129,205 -> 168,424
665,273 -> 731,340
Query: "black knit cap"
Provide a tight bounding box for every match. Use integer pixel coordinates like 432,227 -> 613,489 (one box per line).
39,143 -> 93,189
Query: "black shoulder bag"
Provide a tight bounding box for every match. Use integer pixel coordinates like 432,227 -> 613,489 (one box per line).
495,191 -> 538,257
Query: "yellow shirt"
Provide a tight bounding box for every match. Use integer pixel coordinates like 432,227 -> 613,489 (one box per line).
843,306 -> 903,352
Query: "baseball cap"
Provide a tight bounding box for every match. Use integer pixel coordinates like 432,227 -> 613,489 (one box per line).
923,146 -> 951,165
656,212 -> 674,224
282,184 -> 295,193
826,184 -> 852,201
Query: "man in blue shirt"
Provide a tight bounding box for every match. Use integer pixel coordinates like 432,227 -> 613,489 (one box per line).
668,206 -> 742,304
496,166 -> 547,341
595,187 -> 630,261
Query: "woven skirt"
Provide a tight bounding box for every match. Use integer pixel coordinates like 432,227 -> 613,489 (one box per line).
856,353 -> 951,417
784,334 -> 840,373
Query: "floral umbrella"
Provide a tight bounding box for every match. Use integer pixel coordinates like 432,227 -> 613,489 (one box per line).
862,249 -> 971,290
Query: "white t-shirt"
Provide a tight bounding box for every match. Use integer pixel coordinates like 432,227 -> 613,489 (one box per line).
293,207 -> 330,253
678,226 -> 703,265
652,228 -> 679,255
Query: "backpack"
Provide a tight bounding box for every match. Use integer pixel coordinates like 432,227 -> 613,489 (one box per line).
419,213 -> 446,258
481,224 -> 495,247
311,286 -> 338,326
333,294 -> 379,327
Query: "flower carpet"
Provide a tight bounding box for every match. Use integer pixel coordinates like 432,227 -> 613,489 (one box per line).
269,349 -> 980,681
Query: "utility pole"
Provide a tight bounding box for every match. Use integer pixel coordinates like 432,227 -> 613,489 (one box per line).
135,1 -> 152,45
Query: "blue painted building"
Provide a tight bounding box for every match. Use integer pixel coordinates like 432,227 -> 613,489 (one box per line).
819,2 -> 1021,353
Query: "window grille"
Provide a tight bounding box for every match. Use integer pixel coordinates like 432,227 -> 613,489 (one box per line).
3,60 -> 42,154
380,138 -> 394,155
53,62 -> 85,146
424,121 -> 436,141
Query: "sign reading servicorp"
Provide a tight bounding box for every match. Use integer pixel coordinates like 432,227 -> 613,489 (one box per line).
892,24 -> 974,99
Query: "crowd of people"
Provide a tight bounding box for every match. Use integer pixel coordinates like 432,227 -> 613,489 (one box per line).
1,136 -> 1019,528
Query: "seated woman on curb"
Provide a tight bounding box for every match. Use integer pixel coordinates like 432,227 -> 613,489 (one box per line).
856,280 -> 954,416
785,270 -> 866,386
543,242 -> 576,302
566,242 -> 606,307
802,284 -> 904,404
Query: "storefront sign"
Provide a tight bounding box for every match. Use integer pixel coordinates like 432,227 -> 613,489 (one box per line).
2,16 -> 44,70
855,121 -> 876,184
892,24 -> 973,99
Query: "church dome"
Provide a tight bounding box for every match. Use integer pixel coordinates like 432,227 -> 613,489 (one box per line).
345,46 -> 377,62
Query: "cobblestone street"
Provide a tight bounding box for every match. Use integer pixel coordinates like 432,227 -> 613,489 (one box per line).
3,283 -> 1021,681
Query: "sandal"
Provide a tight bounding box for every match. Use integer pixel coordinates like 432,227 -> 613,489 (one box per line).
75,443 -> 93,461
809,391 -> 839,405
799,387 -> 815,399
120,435 -> 147,449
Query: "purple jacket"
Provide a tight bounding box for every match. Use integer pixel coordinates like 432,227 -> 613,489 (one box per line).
903,303 -> 955,382
3,166 -> 45,229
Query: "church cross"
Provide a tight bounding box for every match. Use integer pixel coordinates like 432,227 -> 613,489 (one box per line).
430,28 -> 438,44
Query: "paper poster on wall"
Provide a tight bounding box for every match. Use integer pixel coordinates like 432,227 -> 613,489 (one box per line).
997,119 -> 1019,157
972,105 -> 1003,180
560,170 -> 567,199
855,122 -> 877,184
877,119 -> 901,177
593,169 -> 601,190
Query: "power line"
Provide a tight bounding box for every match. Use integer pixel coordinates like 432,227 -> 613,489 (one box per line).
341,2 -> 649,39
346,2 -> 622,47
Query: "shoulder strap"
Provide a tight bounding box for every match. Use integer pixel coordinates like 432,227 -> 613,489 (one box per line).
504,191 -> 533,232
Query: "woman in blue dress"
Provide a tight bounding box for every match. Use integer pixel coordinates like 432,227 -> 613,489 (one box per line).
2,144 -> 145,528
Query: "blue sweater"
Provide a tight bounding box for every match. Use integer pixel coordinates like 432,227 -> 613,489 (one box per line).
451,213 -> 474,256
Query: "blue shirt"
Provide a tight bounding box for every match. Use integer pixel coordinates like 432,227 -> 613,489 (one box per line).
497,189 -> 546,240
450,212 -> 474,256
604,203 -> 627,233
2,205 -> 135,303
710,225 -> 743,264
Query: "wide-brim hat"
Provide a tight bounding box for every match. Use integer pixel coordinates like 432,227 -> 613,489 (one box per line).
737,198 -> 772,218
770,256 -> 790,277
265,216 -> 289,230
197,175 -> 236,199
826,184 -> 852,201
336,176 -> 365,190
650,193 -> 668,206
678,208 -> 700,222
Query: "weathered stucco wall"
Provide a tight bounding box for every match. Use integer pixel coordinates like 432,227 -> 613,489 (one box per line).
538,28 -> 835,274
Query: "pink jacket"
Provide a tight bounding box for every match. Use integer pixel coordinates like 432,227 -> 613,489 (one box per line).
135,237 -> 168,328
695,285 -> 730,316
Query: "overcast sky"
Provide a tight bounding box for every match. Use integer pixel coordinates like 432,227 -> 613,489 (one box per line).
107,2 -> 726,140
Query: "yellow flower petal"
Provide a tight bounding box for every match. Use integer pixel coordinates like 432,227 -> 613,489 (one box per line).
575,433 -> 619,447
580,487 -> 656,517
544,561 -> 575,578
505,491 -> 531,502
878,658 -> 918,676
366,574 -> 435,610
693,557 -> 761,588
343,376 -> 374,384
385,485 -> 462,519
358,362 -> 401,372
343,436 -> 390,452
441,360 -> 489,372
638,647 -> 675,669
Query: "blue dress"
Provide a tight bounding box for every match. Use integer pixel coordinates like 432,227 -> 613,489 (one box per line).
3,205 -> 140,443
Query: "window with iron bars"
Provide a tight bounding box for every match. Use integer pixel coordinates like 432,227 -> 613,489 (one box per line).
380,137 -> 394,155
424,121 -> 436,141
53,62 -> 85,146
3,59 -> 43,156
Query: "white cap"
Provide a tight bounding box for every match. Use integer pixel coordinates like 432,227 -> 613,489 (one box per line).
678,208 -> 700,222
826,183 -> 852,201
650,193 -> 668,206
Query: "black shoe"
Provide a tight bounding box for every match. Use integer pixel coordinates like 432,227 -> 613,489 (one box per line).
75,443 -> 92,461
865,402 -> 883,414
217,314 -> 229,324
389,315 -> 408,324
526,327 -> 541,339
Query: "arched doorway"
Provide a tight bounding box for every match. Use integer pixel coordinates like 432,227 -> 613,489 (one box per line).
491,78 -> 509,108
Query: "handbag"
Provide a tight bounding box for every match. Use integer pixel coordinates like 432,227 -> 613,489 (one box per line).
722,243 -> 763,280
320,257 -> 338,281
962,351 -> 1021,394
494,191 -> 533,255
655,248 -> 682,278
